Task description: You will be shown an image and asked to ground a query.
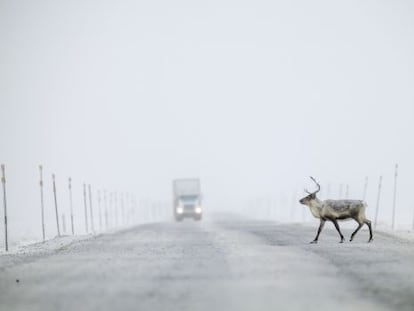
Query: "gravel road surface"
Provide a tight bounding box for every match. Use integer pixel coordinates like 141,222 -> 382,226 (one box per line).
1,217 -> 413,311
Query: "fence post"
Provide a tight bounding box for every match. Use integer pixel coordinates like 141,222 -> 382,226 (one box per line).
114,191 -> 119,228
125,192 -> 131,225
392,164 -> 398,230
1,164 -> 8,251
68,178 -> 74,235
88,184 -> 95,234
104,189 -> 108,229
39,165 -> 46,242
83,183 -> 88,233
109,192 -> 113,228
412,204 -> 414,231
374,175 -> 383,229
52,174 -> 61,237
133,195 -> 137,224
97,190 -> 102,231
120,192 -> 125,226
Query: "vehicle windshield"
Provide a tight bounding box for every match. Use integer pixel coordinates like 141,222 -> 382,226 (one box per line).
179,195 -> 198,203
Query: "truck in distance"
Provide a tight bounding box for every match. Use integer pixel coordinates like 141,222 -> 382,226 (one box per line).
173,178 -> 203,221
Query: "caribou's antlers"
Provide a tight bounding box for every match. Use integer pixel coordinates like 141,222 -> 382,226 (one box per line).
305,176 -> 321,195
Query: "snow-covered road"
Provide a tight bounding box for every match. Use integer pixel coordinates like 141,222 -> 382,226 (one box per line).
1,217 -> 414,311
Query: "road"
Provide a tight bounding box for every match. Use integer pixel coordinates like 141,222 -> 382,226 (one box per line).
1,216 -> 414,311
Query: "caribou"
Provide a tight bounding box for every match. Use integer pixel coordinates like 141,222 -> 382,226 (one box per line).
299,177 -> 373,243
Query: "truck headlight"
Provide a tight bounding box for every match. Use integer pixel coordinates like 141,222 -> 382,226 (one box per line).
176,207 -> 184,214
195,207 -> 202,214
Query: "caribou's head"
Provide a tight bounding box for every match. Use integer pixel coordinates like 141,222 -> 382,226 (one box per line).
299,176 -> 321,205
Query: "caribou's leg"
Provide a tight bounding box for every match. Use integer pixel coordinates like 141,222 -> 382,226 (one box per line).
332,219 -> 345,243
350,221 -> 363,242
310,219 -> 325,244
365,219 -> 373,242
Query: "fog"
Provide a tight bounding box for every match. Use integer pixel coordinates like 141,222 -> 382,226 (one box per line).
1,0 -> 414,242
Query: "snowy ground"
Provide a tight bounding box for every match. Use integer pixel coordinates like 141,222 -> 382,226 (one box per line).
1,216 -> 414,311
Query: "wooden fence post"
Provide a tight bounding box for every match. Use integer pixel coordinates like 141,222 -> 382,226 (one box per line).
88,184 -> 95,233
109,192 -> 113,228
120,192 -> 125,226
68,178 -> 74,235
412,205 -> 414,231
114,192 -> 118,227
39,165 -> 46,241
125,193 -> 130,224
374,175 -> 383,230
97,190 -> 102,231
104,189 -> 108,229
83,183 -> 88,233
1,164 -> 8,251
52,174 -> 61,237
392,164 -> 398,230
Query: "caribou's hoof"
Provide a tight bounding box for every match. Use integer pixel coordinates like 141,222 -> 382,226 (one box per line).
339,239 -> 345,243
349,237 -> 354,242
368,239 -> 373,243
310,240 -> 318,244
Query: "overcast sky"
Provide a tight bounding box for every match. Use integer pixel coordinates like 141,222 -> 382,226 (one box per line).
1,0 -> 414,239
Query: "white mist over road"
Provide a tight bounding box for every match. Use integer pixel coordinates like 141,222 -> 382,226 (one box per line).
1,1 -> 414,245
